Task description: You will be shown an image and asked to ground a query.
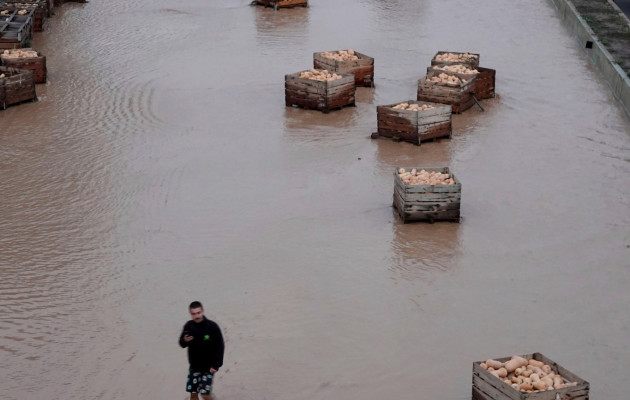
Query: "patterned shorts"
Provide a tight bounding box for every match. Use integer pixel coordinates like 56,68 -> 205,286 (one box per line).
186,370 -> 213,394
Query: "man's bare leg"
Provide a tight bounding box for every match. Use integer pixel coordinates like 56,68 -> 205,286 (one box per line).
190,393 -> 198,400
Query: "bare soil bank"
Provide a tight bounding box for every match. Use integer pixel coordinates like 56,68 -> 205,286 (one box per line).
572,0 -> 630,76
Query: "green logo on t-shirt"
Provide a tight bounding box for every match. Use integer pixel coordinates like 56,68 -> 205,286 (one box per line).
204,334 -> 210,340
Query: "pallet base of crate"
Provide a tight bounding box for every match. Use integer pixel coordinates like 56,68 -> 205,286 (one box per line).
375,100 -> 452,145
393,167 -> 461,223
0,66 -> 37,109
472,353 -> 589,400
285,71 -> 355,113
254,0 -> 308,9
314,51 -> 374,87
1,49 -> 47,83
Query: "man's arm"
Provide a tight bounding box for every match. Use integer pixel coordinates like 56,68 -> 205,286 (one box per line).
210,323 -> 225,372
179,323 -> 193,348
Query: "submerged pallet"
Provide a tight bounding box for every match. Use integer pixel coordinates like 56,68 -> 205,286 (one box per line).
374,100 -> 451,145
417,69 -> 476,113
393,167 -> 461,223
254,0 -> 307,9
1,48 -> 46,83
472,353 -> 589,400
285,71 -> 355,113
0,66 -> 37,109
313,50 -> 374,87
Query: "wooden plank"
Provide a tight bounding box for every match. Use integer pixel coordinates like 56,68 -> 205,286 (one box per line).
473,373 -> 522,400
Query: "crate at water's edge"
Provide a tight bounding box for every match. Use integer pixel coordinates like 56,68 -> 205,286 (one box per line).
393,167 -> 461,223
314,50 -> 374,87
285,71 -> 355,113
374,100 -> 451,145
472,352 -> 589,400
1,48 -> 46,83
0,66 -> 37,109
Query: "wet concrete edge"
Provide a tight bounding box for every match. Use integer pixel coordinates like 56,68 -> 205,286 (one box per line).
547,0 -> 630,120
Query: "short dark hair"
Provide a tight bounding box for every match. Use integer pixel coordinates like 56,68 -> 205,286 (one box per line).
189,301 -> 203,309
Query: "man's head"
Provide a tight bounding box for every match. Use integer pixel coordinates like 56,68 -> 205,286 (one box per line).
189,301 -> 204,323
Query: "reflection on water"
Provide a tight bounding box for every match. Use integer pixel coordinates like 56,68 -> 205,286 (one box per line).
390,220 -> 461,280
254,6 -> 309,46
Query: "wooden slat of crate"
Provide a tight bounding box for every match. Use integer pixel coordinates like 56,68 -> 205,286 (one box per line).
0,66 -> 36,108
393,167 -> 461,223
376,100 -> 451,145
472,353 -> 590,400
285,71 -> 355,113
431,51 -> 479,67
1,48 -> 46,83
313,51 -> 374,87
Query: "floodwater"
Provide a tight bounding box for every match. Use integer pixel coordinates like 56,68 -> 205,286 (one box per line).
1,0 -> 629,399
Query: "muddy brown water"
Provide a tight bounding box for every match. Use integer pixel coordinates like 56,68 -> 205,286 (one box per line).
1,1 -> 629,399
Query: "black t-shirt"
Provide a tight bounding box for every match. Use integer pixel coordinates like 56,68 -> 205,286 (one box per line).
179,317 -> 224,372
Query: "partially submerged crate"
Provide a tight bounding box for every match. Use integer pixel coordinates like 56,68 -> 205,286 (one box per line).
2,2 -> 44,32
254,0 -> 308,9
428,65 -> 496,100
0,12 -> 33,49
431,51 -> 480,68
393,167 -> 461,223
472,352 -> 589,400
313,50 -> 374,87
0,66 -> 37,109
0,48 -> 46,83
285,70 -> 355,113
417,69 -> 476,113
373,100 -> 451,145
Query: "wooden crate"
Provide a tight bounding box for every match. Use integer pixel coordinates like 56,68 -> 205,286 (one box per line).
1,48 -> 46,83
254,0 -> 308,9
0,13 -> 33,49
313,50 -> 374,87
417,69 -> 476,113
2,3 -> 43,32
0,66 -> 36,109
393,167 -> 461,223
472,353 -> 589,400
431,51 -> 480,68
428,65 -> 496,100
374,100 -> 451,145
285,70 -> 355,113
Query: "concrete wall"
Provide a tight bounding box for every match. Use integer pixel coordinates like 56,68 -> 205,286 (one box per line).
548,0 -> 630,119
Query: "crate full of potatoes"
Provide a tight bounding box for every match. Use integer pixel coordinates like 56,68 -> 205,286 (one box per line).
428,64 -> 495,100
313,49 -> 374,87
431,51 -> 479,68
473,353 -> 589,400
393,167 -> 461,223
285,69 -> 355,113
374,100 -> 451,145
0,48 -> 46,83
417,69 -> 475,113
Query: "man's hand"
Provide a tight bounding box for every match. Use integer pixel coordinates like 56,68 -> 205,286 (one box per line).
210,368 -> 217,374
183,334 -> 194,342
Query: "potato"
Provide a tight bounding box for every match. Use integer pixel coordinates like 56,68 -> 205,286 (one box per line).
486,359 -> 503,370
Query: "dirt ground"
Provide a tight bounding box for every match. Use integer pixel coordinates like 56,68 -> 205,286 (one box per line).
572,0 -> 630,76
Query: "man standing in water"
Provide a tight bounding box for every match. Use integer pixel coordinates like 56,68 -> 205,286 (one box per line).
179,301 -> 225,400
